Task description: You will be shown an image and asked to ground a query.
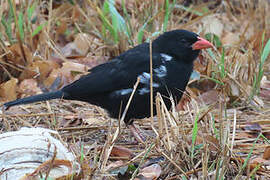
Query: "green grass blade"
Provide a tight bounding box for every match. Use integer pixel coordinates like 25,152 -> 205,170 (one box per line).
1,17 -> 13,43
206,48 -> 217,62
121,0 -> 133,45
32,22 -> 47,37
107,0 -> 129,35
251,34 -> 270,99
220,47 -> 226,78
162,0 -> 176,32
80,143 -> 84,164
1,0 -> 15,43
137,21 -> 148,44
18,11 -> 24,41
240,134 -> 261,174
102,0 -> 130,44
27,1 -> 37,22
191,112 -> 199,159
260,38 -> 270,69
98,5 -> 117,42
7,0 -> 15,17
205,76 -> 225,86
205,33 -> 222,48
163,0 -> 169,32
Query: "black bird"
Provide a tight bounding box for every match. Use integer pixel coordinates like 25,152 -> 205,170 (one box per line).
4,30 -> 213,140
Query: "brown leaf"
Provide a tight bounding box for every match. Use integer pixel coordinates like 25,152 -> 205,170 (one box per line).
60,42 -> 80,57
19,79 -> 42,96
204,135 -> 220,151
176,93 -> 190,111
138,164 -> 162,179
43,69 -> 61,89
59,61 -> 87,83
106,160 -> 125,170
7,43 -> 32,65
197,89 -> 220,105
194,135 -> 220,152
74,33 -> 91,56
263,146 -> 270,160
189,79 -> 216,92
110,146 -> 133,159
77,56 -> 109,69
0,78 -> 18,100
19,60 -> 58,81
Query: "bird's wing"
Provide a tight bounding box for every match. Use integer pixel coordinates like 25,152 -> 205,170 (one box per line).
62,51 -> 164,97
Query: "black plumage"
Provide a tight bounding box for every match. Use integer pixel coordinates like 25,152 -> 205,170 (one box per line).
3,30 -> 213,125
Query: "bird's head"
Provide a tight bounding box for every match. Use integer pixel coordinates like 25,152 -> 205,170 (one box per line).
153,29 -> 213,63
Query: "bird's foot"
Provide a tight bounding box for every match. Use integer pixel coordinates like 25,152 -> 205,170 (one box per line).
128,124 -> 146,145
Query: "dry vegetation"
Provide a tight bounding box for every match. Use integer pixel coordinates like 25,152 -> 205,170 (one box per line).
0,0 -> 270,179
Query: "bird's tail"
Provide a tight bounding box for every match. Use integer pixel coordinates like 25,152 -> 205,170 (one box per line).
3,90 -> 64,110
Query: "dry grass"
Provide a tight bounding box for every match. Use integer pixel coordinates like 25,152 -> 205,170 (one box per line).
0,0 -> 270,179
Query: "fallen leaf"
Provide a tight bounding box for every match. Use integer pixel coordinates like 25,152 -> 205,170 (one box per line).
59,61 -> 87,83
243,123 -> 262,133
138,164 -> 162,179
43,69 -> 61,89
0,78 -> 18,100
189,79 -> 216,92
74,33 -> 91,56
197,89 -> 220,105
263,146 -> 270,160
7,43 -> 32,65
19,79 -> 42,96
110,146 -> 133,159
106,160 -> 125,170
60,42 -> 80,57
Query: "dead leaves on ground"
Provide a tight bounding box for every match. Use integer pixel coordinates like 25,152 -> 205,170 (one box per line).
0,34 -> 107,101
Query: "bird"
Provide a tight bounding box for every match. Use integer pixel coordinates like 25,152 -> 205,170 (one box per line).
3,29 -> 213,141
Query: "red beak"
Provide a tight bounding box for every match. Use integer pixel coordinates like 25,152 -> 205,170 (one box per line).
192,37 -> 214,50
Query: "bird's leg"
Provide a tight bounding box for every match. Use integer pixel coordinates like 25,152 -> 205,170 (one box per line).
128,122 -> 146,144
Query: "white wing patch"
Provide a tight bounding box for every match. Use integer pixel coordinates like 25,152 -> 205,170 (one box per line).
139,72 -> 150,84
137,67 -> 168,95
138,72 -> 160,87
114,88 -> 133,96
160,53 -> 172,62
154,65 -> 167,78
